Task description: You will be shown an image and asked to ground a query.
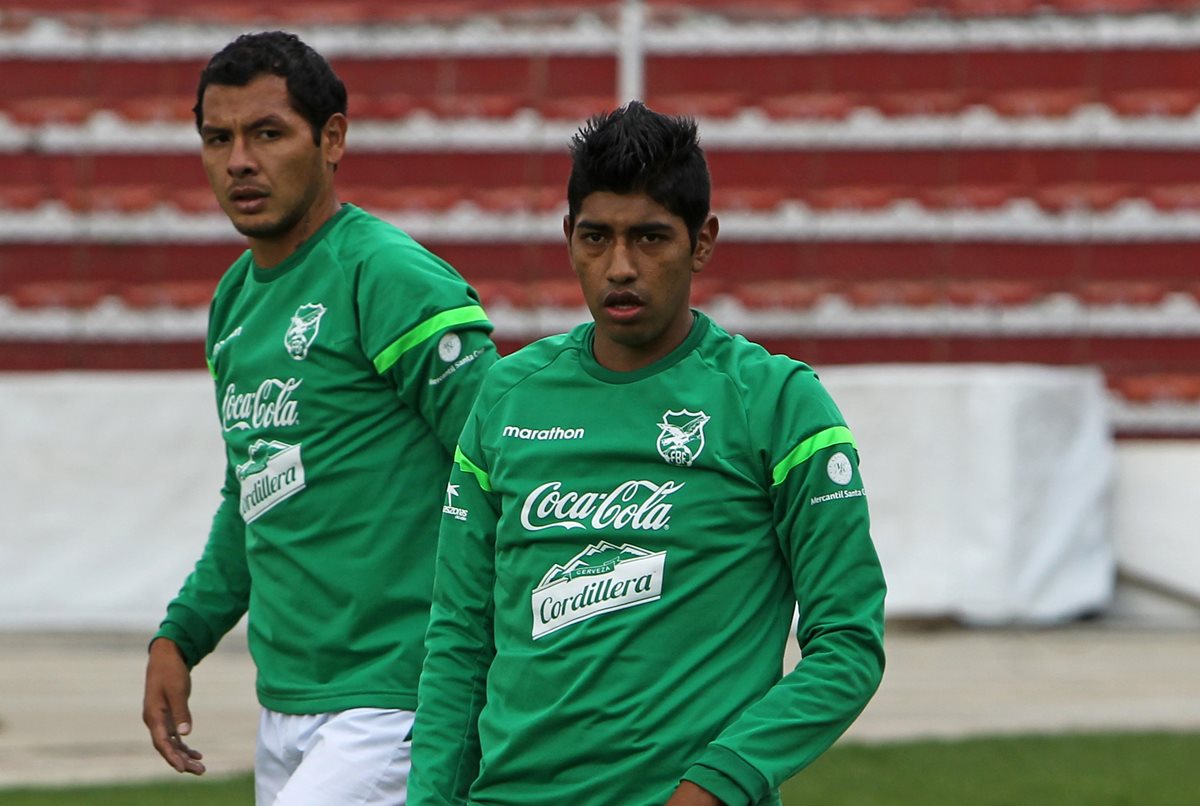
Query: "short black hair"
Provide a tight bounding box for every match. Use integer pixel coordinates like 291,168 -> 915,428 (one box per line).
566,101 -> 711,248
194,31 -> 347,145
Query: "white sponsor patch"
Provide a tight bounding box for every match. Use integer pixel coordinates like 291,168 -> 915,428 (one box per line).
827,451 -> 853,485
531,541 -> 666,639
237,440 -> 306,523
520,480 -> 682,532
442,482 -> 468,522
438,332 -> 463,362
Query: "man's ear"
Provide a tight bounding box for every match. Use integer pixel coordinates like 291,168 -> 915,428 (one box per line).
563,213 -> 573,242
322,113 -> 348,168
692,214 -> 719,273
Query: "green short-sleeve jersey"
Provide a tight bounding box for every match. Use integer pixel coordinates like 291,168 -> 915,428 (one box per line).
412,312 -> 886,806
156,204 -> 497,713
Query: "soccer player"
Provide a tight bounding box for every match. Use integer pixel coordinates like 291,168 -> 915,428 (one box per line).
140,32 -> 497,804
409,102 -> 886,806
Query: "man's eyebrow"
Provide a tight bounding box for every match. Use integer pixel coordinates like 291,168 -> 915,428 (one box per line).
200,114 -> 289,135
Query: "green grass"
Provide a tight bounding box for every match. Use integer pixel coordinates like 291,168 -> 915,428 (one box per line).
2,732 -> 1197,805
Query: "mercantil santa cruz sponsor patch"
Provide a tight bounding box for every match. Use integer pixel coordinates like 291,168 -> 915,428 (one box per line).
531,541 -> 666,639
827,451 -> 853,485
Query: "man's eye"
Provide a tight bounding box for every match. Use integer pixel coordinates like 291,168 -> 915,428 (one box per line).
258,129 -> 281,140
204,133 -> 229,145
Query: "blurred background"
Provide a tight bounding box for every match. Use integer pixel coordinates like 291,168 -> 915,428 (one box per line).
1,0 -> 1199,793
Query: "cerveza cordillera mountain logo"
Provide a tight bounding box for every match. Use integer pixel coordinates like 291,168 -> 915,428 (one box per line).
236,439 -> 306,523
531,541 -> 666,639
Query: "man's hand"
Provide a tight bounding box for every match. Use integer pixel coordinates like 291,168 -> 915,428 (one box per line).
142,637 -> 206,775
665,781 -> 725,806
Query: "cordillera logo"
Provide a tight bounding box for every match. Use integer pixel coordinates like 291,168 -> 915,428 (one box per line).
221,378 -> 302,432
656,409 -> 710,467
236,439 -> 306,523
531,541 -> 667,639
520,479 -> 683,532
284,303 -> 327,360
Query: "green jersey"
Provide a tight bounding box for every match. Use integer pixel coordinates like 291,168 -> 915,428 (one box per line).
411,312 -> 886,806
155,204 -> 497,714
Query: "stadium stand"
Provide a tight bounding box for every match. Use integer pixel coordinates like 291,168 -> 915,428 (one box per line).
1,0 -> 1199,435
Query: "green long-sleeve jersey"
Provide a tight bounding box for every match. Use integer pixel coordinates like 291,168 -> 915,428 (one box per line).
411,312 -> 886,806
155,204 -> 497,713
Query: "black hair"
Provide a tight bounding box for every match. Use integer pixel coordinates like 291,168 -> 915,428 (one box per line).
193,31 -> 347,145
566,101 -> 711,248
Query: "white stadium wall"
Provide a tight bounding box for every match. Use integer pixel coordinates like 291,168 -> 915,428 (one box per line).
1,369 -> 1195,631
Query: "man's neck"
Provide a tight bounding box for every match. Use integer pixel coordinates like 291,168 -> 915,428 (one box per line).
250,196 -> 341,269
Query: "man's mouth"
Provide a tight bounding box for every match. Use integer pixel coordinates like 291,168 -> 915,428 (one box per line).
229,187 -> 268,213
604,290 -> 644,321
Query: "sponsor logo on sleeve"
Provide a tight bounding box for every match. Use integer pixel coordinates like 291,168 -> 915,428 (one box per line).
531,541 -> 667,639
438,332 -> 462,362
656,409 -> 710,467
284,303 -> 327,360
428,347 -> 486,386
442,482 -> 469,521
810,451 -> 866,506
236,439 -> 306,522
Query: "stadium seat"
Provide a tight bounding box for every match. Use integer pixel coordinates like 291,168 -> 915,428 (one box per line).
1034,182 -> 1136,213
1108,89 -> 1200,118
846,281 -> 941,307
873,90 -> 968,118
649,92 -> 746,119
471,279 -> 529,309
1076,281 -> 1170,306
535,95 -> 617,121
429,94 -> 527,119
170,186 -> 221,214
10,282 -> 112,309
1146,184 -> 1200,213
711,187 -> 788,211
807,185 -> 905,210
918,184 -> 1025,210
527,279 -> 584,308
944,280 -> 1043,307
758,92 -> 862,121
349,93 -> 423,121
3,96 -> 96,125
0,184 -> 49,210
1111,373 -> 1200,404
986,88 -> 1093,118
348,186 -> 465,212
942,0 -> 1041,16
118,281 -> 215,309
731,280 -> 838,310
114,95 -> 195,123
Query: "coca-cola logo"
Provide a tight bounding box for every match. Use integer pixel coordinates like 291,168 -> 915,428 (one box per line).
520,479 -> 683,532
222,378 -> 303,432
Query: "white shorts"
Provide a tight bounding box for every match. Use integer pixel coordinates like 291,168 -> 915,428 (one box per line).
255,707 -> 414,806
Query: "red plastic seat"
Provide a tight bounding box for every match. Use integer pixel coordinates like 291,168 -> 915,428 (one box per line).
846,281 -> 940,307
471,186 -> 561,214
987,88 -> 1093,118
1049,0 -> 1163,15
527,279 -> 584,308
1146,184 -> 1200,212
758,92 -> 862,121
732,280 -> 837,310
690,277 -> 725,306
807,185 -> 905,210
1034,182 -> 1136,213
0,183 -> 49,209
821,0 -> 923,18
171,186 -> 220,214
650,92 -> 746,119
4,96 -> 97,125
711,187 -> 787,212
1076,281 -> 1169,306
942,0 -> 1041,16
918,184 -> 1025,210
119,281 -> 215,309
873,90 -> 968,117
944,280 -> 1042,307
10,282 -> 112,309
114,95 -> 195,123
1108,89 -> 1200,118
350,186 -> 465,212
1111,374 -> 1200,404
428,94 -> 527,119
350,93 -> 423,121
535,95 -> 616,121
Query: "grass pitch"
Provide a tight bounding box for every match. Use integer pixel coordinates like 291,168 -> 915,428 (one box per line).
1,731 -> 1196,805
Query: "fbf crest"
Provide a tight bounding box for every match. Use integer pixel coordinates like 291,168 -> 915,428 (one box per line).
285,303 -> 327,360
656,409 -> 710,467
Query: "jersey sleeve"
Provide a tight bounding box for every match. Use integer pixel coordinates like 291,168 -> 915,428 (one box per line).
153,461 -> 251,667
409,400 -> 499,805
682,369 -> 887,805
355,239 -> 497,452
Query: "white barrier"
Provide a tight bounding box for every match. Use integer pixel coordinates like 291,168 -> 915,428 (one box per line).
1,367 -> 1190,630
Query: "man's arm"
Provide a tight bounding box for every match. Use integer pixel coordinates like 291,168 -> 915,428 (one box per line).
680,429 -> 886,806
143,475 -> 251,773
409,444 -> 499,805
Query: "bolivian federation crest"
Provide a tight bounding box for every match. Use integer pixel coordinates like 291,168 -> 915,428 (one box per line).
656,409 -> 710,467
284,303 -> 327,361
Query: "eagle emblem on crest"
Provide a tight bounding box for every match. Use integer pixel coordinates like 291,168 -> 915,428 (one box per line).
284,303 -> 327,361
656,409 -> 710,467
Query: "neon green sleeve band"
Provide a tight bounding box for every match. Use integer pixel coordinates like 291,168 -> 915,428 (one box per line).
206,358 -> 215,378
454,445 -> 492,493
373,305 -> 490,374
771,425 -> 856,486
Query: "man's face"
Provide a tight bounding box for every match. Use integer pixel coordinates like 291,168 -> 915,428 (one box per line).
199,74 -> 340,244
565,191 -> 717,371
